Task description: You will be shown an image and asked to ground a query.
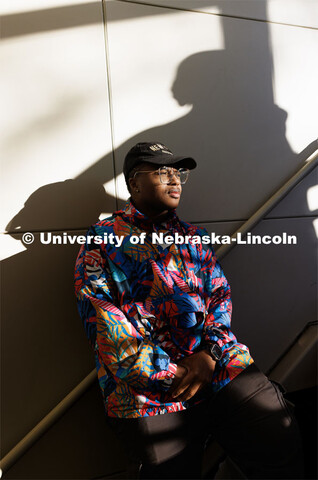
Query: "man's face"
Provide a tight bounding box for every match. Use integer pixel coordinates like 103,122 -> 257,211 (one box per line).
129,162 -> 182,218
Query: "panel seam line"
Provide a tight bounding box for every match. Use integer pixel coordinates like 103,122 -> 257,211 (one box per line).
115,0 -> 318,30
102,0 -> 119,209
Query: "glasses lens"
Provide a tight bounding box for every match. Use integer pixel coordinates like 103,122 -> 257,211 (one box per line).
159,167 -> 171,184
179,169 -> 189,184
159,167 -> 189,184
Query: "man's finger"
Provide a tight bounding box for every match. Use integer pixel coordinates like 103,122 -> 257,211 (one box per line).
169,376 -> 184,396
168,364 -> 189,396
175,382 -> 202,402
170,372 -> 194,398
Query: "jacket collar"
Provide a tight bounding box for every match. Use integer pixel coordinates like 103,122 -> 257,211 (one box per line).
116,200 -> 180,232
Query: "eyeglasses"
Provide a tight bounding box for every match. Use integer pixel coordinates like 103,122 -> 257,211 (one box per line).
133,166 -> 190,184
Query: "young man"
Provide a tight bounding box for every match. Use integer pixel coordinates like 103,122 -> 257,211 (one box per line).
74,142 -> 304,479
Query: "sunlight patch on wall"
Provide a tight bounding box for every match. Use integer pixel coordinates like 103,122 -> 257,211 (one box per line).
103,174 -> 129,202
0,234 -> 26,261
269,21 -> 318,152
307,185 -> 318,212
312,218 -> 318,239
116,173 -> 130,201
268,0 -> 318,28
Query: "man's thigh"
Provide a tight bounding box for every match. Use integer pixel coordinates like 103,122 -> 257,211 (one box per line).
208,363 -> 304,479
108,406 -> 207,479
139,440 -> 205,480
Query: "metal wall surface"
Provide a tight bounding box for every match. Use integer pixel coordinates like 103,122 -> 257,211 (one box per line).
1,0 -> 317,477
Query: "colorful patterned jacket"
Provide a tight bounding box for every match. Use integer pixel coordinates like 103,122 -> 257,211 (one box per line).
74,201 -> 253,417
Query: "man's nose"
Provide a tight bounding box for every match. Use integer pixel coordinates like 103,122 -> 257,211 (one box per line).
168,171 -> 181,184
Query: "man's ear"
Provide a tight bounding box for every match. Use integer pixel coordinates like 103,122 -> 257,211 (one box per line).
129,176 -> 137,192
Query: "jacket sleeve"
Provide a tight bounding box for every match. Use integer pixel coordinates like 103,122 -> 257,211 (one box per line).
74,229 -> 177,393
200,240 -> 238,354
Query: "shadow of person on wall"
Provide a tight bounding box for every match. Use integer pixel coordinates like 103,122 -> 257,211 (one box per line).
76,47 -> 316,222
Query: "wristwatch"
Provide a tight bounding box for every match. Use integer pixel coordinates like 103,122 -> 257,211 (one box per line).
206,342 -> 223,362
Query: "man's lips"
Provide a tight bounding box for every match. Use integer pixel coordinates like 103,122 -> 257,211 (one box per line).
167,189 -> 181,198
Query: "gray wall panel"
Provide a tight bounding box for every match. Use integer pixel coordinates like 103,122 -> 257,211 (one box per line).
221,217 -> 317,372
1,0 -> 317,477
267,166 -> 317,219
1,230 -> 94,456
4,382 -> 127,479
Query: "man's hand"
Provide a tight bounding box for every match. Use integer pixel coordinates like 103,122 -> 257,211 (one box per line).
168,350 -> 216,402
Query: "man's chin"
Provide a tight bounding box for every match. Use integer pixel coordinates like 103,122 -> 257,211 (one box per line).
165,198 -> 180,209
166,204 -> 180,213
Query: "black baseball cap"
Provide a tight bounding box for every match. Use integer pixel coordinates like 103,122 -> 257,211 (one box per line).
123,142 -> 197,183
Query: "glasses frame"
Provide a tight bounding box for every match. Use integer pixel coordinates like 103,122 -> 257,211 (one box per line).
132,166 -> 190,185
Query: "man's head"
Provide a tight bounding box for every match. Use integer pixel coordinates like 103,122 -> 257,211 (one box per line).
123,142 -> 196,219
124,143 -> 196,188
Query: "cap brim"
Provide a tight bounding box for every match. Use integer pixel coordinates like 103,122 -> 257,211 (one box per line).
141,154 -> 197,170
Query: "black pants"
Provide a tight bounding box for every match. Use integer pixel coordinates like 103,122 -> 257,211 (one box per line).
108,363 -> 304,479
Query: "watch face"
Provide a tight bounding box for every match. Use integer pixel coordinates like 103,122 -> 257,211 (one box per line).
210,343 -> 223,361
